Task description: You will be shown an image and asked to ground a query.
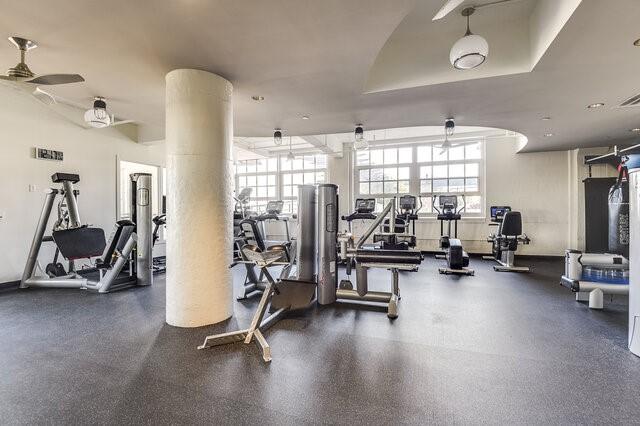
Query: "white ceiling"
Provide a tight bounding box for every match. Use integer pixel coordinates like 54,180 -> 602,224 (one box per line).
0,0 -> 639,152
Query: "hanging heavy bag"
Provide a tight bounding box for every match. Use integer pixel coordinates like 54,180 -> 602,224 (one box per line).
608,165 -> 630,257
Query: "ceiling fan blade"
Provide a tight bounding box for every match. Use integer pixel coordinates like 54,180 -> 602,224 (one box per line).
110,119 -> 135,127
432,0 -> 465,20
0,75 -> 17,82
26,74 -> 85,85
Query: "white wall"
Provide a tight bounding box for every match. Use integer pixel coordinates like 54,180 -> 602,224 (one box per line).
0,86 -> 165,283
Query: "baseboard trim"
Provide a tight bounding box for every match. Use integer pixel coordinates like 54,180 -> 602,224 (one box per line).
0,280 -> 20,292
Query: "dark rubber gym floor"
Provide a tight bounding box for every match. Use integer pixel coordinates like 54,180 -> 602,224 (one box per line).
1,256 -> 639,425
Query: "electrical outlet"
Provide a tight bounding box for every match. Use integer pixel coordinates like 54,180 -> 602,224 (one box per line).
29,184 -> 37,192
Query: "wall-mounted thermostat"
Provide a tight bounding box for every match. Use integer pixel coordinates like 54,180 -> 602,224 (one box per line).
34,147 -> 64,161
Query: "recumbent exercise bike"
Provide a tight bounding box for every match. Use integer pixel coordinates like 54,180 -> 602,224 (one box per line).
484,206 -> 531,272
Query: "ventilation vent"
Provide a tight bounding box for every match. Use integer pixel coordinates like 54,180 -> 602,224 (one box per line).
620,93 -> 640,108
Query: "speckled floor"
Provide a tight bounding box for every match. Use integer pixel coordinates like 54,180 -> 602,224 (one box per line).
1,256 -> 638,425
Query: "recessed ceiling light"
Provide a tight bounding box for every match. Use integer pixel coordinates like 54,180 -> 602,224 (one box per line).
631,128 -> 640,133
541,116 -> 551,121
251,95 -> 264,101
634,38 -> 640,46
544,133 -> 554,137
587,103 -> 605,109
301,115 -> 310,120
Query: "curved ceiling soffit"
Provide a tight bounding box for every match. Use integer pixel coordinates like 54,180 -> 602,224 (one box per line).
355,1 -> 420,94
358,0 -> 586,152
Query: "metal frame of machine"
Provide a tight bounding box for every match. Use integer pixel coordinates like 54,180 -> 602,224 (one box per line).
433,194 -> 474,276
20,172 -> 153,293
564,145 -> 640,357
483,207 -> 531,272
234,199 -> 294,300
561,250 -> 629,309
199,184 -> 424,362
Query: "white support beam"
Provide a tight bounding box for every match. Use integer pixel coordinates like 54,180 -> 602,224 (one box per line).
233,137 -> 271,158
348,129 -> 508,148
300,136 -> 341,157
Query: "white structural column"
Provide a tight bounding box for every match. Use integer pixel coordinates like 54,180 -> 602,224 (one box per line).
165,69 -> 234,327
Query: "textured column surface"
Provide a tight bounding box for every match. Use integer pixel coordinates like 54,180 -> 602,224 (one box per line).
165,69 -> 234,327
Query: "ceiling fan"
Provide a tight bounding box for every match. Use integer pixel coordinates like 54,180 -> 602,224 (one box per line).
437,118 -> 474,153
432,0 -> 522,21
0,36 -> 84,86
32,88 -> 134,129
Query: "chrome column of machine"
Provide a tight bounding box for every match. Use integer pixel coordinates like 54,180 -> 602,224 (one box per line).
61,180 -> 81,228
131,173 -> 153,287
628,161 -> 640,356
296,185 -> 317,281
317,184 -> 338,305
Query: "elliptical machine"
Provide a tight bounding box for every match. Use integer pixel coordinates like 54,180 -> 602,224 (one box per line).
381,194 -> 422,249
433,195 -> 473,275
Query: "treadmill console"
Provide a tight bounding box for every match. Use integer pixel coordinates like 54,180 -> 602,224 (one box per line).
265,200 -> 284,215
438,195 -> 458,214
399,195 -> 417,211
355,198 -> 376,214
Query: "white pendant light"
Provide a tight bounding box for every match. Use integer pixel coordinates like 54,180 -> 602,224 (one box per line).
84,97 -> 111,128
450,7 -> 488,70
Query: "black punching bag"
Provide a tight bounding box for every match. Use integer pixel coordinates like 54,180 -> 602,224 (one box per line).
608,168 -> 629,257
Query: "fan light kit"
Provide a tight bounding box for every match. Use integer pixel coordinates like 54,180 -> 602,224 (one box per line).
301,115 -> 310,120
251,95 -> 264,101
587,103 -> 605,109
439,118 -> 457,151
631,128 -> 640,133
84,97 -> 111,128
544,133 -> 554,137
273,129 -> 283,145
445,118 -> 455,136
1,36 -> 85,85
541,116 -> 551,121
353,125 -> 369,151
450,7 -> 488,70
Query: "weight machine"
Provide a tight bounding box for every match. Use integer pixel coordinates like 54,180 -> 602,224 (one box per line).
561,145 -> 640,357
200,184 -> 424,362
21,172 -> 153,293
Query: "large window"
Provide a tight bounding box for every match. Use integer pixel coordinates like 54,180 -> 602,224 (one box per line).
234,154 -> 327,214
280,154 -> 326,213
235,158 -> 278,212
355,141 -> 484,216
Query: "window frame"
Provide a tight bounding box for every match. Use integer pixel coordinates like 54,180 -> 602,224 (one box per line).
353,141 -> 486,218
234,153 -> 327,215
